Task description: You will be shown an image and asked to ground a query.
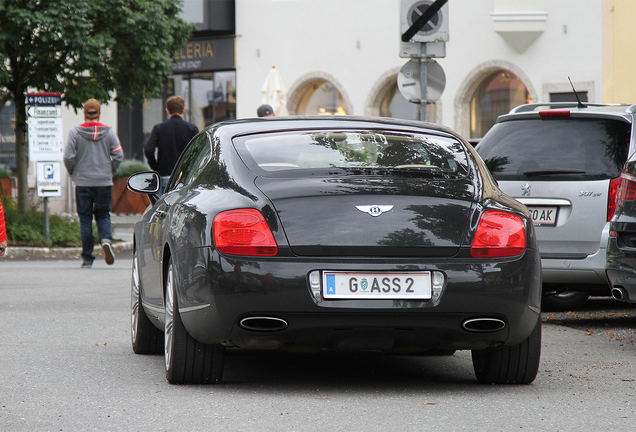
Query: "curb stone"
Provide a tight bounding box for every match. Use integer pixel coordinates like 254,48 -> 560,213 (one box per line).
1,241 -> 134,259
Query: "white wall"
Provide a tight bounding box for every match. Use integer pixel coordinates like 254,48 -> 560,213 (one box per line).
236,0 -> 603,137
236,0 -> 402,118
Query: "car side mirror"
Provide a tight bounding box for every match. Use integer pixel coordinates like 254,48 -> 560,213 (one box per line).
127,171 -> 160,204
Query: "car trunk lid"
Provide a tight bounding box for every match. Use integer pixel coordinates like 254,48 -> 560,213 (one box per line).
255,175 -> 476,257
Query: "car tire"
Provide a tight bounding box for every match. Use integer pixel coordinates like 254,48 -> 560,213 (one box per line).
164,256 -> 225,384
471,319 -> 541,385
541,291 -> 589,312
131,248 -> 163,354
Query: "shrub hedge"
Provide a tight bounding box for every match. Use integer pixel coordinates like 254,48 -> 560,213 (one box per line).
1,195 -> 105,247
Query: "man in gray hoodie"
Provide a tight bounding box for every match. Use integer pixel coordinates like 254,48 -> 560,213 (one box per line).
63,99 -> 124,268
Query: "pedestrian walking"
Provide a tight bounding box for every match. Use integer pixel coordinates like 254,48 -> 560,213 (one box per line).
144,95 -> 198,194
63,99 -> 123,268
0,196 -> 7,256
257,104 -> 275,117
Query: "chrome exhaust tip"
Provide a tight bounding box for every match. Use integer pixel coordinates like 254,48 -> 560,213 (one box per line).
462,318 -> 506,333
612,287 -> 629,302
239,316 -> 288,332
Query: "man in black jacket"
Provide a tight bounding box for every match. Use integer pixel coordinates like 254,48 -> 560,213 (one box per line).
144,96 -> 198,193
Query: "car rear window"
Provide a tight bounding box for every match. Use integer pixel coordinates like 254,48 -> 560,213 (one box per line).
233,130 -> 469,177
476,118 -> 631,181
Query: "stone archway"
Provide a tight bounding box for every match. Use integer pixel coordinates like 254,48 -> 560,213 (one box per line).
365,66 -> 442,123
365,67 -> 402,116
454,60 -> 536,138
287,71 -> 353,115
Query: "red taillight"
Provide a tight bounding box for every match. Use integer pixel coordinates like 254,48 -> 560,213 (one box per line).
213,209 -> 278,256
608,172 -> 636,221
471,210 -> 526,258
539,111 -> 570,118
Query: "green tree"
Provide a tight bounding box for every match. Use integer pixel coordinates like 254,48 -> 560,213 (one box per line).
0,0 -> 192,212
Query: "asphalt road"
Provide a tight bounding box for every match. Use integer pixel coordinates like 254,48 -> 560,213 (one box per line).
1,251 -> 636,431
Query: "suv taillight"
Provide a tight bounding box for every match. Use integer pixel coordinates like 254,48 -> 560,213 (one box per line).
213,209 -> 278,256
608,172 -> 636,221
470,210 -> 526,258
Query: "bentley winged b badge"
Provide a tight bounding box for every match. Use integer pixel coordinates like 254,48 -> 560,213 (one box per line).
356,205 -> 394,217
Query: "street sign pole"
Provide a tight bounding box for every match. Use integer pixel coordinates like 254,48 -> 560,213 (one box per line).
419,46 -> 428,122
399,0 -> 448,122
44,197 -> 50,243
28,94 -> 63,244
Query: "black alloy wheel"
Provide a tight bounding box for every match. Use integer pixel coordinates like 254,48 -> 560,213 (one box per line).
471,319 -> 542,385
164,256 -> 225,384
131,248 -> 163,354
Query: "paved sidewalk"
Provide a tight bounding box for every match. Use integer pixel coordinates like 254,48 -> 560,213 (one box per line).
0,214 -> 141,259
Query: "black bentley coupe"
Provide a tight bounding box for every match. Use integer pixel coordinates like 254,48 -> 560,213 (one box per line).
128,116 -> 542,385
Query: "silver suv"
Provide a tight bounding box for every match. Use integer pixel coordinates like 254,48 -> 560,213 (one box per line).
476,102 -> 634,310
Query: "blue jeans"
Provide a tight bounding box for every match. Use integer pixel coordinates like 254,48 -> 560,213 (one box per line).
76,186 -> 112,262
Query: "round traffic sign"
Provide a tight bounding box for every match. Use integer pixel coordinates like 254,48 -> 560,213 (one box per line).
397,59 -> 446,103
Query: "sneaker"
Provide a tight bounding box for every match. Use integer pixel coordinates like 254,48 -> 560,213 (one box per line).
81,260 -> 93,269
102,239 -> 115,265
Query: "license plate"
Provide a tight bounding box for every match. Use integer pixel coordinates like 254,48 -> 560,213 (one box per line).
527,206 -> 558,226
322,271 -> 431,299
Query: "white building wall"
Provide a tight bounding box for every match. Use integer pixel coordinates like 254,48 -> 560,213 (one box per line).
236,0 -> 603,138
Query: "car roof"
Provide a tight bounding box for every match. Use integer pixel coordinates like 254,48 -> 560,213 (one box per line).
206,115 -> 463,141
496,102 -> 636,123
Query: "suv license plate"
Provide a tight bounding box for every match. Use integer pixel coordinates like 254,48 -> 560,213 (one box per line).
322,271 -> 432,299
527,206 -> 558,226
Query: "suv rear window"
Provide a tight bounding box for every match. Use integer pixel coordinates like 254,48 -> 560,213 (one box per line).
476,118 -> 631,181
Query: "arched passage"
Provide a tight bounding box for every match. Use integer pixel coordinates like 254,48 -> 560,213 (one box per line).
287,72 -> 352,115
454,61 -> 536,139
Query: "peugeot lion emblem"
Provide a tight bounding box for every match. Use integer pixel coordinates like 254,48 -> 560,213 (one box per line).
356,205 -> 394,217
521,183 -> 531,197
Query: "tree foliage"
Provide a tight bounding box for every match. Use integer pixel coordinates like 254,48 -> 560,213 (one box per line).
0,0 -> 192,106
0,0 -> 192,210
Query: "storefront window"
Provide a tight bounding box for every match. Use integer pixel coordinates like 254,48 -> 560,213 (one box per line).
293,79 -> 348,115
191,71 -> 236,128
470,71 -> 531,139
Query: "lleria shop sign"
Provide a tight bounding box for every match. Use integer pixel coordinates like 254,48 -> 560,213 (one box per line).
173,37 -> 235,73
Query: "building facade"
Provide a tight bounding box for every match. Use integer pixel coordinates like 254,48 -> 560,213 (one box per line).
235,0 -> 634,141
5,0 -> 636,212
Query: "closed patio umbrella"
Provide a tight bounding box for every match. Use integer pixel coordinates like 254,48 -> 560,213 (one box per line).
261,66 -> 288,116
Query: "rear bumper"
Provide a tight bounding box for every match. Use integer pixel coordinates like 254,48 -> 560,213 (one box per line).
173,247 -> 542,351
540,247 -> 609,286
606,236 -> 636,303
606,269 -> 636,303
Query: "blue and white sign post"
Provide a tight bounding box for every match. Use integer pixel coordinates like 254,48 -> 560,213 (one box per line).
27,93 -> 63,242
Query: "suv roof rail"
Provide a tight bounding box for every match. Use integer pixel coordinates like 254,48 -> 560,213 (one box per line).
509,102 -> 619,114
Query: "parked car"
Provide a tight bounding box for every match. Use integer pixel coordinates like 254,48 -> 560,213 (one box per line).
606,165 -> 636,303
476,102 -> 636,311
128,116 -> 542,385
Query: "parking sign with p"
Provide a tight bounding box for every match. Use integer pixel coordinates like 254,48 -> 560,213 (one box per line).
36,161 -> 62,197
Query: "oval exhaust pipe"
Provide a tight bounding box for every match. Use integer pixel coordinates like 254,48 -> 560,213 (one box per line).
612,287 -> 629,302
462,318 -> 506,333
239,316 -> 288,332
